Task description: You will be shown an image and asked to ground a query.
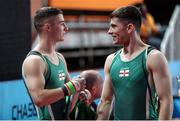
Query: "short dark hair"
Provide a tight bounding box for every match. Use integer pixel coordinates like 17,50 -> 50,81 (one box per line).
34,7 -> 63,32
110,6 -> 142,32
81,70 -> 103,90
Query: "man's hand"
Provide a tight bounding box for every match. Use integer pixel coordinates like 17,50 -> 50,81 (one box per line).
73,75 -> 86,91
62,75 -> 86,96
79,89 -> 91,105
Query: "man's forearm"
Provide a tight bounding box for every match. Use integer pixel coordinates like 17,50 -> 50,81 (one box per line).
159,98 -> 173,120
97,100 -> 112,120
70,92 -> 79,112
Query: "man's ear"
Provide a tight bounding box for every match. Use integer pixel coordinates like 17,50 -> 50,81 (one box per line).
43,23 -> 51,31
127,23 -> 134,34
92,86 -> 97,97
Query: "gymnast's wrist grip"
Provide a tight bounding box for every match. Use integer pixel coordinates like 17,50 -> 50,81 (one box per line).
62,81 -> 80,96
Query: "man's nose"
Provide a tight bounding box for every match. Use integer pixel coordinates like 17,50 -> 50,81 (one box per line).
64,24 -> 68,32
107,28 -> 112,35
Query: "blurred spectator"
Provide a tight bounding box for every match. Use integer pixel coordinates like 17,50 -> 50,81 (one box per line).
139,3 -> 166,50
69,70 -> 103,120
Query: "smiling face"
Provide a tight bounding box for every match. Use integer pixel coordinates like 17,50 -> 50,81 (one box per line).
108,17 -> 129,45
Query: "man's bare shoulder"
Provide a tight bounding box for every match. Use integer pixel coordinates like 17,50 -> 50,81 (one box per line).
147,49 -> 168,69
22,55 -> 46,71
23,54 -> 44,64
147,49 -> 166,60
105,52 -> 117,68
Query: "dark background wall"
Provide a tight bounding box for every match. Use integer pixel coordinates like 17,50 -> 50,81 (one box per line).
0,0 -> 31,81
144,0 -> 179,25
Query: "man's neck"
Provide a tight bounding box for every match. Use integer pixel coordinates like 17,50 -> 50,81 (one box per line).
36,43 -> 54,53
123,36 -> 146,54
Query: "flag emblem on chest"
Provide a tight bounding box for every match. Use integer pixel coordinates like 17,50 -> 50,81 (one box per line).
59,72 -> 65,81
119,69 -> 129,77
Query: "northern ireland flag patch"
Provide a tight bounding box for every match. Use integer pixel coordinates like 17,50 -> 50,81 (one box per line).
59,72 -> 65,81
119,69 -> 129,77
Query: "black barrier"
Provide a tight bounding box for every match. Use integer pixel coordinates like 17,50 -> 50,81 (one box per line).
0,0 -> 31,81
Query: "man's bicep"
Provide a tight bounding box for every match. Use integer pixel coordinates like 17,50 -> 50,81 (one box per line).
97,54 -> 114,120
148,52 -> 172,98
101,55 -> 114,101
101,75 -> 113,101
23,57 -> 46,94
153,70 -> 172,99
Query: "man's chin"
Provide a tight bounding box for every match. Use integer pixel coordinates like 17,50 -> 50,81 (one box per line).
113,40 -> 118,45
59,38 -> 64,42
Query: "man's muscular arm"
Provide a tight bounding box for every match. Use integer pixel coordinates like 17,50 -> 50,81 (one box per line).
97,54 -> 114,120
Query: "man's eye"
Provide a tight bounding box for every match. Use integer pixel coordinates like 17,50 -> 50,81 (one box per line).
61,23 -> 65,25
111,25 -> 116,28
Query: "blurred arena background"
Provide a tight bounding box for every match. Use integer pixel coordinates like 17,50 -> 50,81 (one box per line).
0,0 -> 179,119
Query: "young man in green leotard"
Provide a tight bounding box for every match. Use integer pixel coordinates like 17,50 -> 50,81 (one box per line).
22,7 -> 85,120
97,6 -> 173,120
